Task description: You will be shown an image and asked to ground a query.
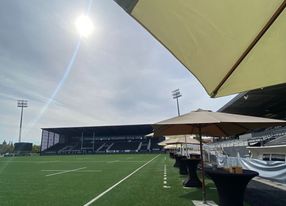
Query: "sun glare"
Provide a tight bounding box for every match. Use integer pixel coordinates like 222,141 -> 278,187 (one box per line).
75,15 -> 94,38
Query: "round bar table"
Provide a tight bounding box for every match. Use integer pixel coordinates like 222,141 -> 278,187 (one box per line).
205,168 -> 259,206
178,156 -> 188,175
169,152 -> 175,159
173,154 -> 180,168
182,158 -> 202,187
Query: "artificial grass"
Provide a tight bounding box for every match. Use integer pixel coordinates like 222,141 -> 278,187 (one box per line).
0,154 -> 251,206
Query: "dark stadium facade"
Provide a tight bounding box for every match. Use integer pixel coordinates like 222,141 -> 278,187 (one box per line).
40,124 -> 164,155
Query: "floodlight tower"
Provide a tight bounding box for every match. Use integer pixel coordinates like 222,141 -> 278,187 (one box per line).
17,100 -> 28,143
172,89 -> 182,116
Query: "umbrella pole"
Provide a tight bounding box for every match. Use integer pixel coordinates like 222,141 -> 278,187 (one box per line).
199,125 -> 206,203
184,135 -> 187,157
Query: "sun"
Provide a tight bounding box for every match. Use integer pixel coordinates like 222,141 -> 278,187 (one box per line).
75,15 -> 94,38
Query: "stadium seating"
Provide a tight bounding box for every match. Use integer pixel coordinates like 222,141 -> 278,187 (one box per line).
108,140 -> 140,152
41,137 -> 164,155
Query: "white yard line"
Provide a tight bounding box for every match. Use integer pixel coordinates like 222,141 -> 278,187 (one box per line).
107,160 -> 146,163
83,154 -> 160,206
42,169 -> 101,173
118,161 -> 146,163
46,167 -> 86,177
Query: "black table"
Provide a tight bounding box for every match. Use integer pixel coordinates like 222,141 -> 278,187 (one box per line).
173,154 -> 180,168
169,152 -> 175,159
182,158 -> 202,188
205,168 -> 259,206
178,156 -> 188,175
173,155 -> 188,175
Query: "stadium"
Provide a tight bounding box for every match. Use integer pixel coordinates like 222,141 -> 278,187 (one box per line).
2,1 -> 286,206
1,84 -> 284,206
40,124 -> 164,155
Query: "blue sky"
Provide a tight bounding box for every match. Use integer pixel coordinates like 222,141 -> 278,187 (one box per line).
0,0 -> 234,144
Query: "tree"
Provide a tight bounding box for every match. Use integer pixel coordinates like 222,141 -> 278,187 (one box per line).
0,140 -> 13,154
32,145 -> 40,153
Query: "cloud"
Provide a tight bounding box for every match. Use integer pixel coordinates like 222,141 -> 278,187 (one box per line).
0,0 -> 233,144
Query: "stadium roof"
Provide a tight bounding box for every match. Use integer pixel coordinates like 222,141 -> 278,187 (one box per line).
42,124 -> 153,137
219,83 -> 286,120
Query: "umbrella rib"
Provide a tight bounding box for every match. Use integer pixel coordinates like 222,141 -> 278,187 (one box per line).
230,122 -> 251,131
211,0 -> 286,97
215,124 -> 230,136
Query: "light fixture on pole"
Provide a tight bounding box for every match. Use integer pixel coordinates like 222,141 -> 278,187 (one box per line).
172,89 -> 182,116
17,100 -> 28,143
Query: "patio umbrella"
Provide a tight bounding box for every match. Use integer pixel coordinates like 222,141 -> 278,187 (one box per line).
153,109 -> 286,202
159,135 -> 199,156
165,135 -> 200,145
114,0 -> 286,97
158,136 -> 180,146
167,136 -> 201,158
166,135 -> 200,157
164,144 -> 177,150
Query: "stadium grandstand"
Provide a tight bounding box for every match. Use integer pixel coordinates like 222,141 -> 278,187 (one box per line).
208,83 -> 286,159
40,124 -> 164,155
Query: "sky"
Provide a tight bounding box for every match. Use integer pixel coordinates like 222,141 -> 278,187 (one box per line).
0,0 -> 234,145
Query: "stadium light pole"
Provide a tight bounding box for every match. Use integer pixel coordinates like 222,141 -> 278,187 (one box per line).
17,100 -> 28,143
172,89 -> 182,116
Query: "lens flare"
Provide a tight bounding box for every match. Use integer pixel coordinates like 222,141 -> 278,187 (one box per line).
75,15 -> 94,38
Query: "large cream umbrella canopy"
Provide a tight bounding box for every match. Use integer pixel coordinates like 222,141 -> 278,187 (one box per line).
114,0 -> 286,97
154,109 -> 286,137
165,135 -> 200,145
153,109 -> 286,202
158,135 -> 199,145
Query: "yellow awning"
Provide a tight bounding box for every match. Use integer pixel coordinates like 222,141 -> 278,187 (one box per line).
114,0 -> 286,97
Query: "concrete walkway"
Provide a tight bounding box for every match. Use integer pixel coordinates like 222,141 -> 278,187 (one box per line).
245,179 -> 286,206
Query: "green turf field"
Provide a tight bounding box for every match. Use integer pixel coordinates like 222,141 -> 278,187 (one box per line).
0,154 -> 236,206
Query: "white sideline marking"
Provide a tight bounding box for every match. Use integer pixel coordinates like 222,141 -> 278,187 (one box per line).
83,154 -> 160,206
163,163 -> 171,189
46,167 -> 86,177
113,161 -> 146,163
